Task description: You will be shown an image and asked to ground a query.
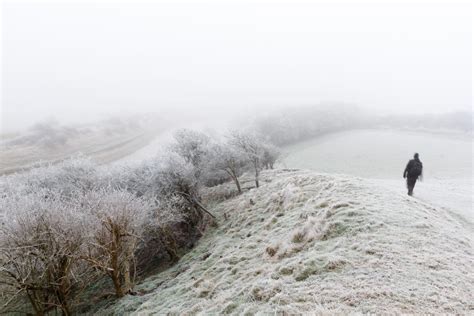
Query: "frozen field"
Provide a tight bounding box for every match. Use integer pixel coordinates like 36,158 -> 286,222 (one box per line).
283,129 -> 473,224
0,125 -> 163,175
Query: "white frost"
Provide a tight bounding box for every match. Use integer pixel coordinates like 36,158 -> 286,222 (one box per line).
104,169 -> 473,314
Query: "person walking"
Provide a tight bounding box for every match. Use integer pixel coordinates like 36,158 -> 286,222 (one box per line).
403,153 -> 423,196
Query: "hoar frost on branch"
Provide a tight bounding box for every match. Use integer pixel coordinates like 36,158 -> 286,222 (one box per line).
80,189 -> 151,298
227,131 -> 267,188
261,143 -> 281,170
205,141 -> 247,194
0,190 -> 90,315
169,129 -> 211,180
0,127 -> 282,314
0,156 -> 203,314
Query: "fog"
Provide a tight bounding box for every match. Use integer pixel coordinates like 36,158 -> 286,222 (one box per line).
1,0 -> 472,132
1,2 -> 474,313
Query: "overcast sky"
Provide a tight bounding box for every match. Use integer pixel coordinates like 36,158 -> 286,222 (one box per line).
1,0 -> 472,132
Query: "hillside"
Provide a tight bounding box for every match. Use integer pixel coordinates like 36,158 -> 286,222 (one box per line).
98,169 -> 473,314
0,118 -> 164,175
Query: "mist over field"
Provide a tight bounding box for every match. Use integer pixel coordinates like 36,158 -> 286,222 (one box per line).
1,0 -> 472,132
0,1 -> 472,314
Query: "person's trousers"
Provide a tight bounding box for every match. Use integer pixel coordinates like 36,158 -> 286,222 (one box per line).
407,177 -> 417,196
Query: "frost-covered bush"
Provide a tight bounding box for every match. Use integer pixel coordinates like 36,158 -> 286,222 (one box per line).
137,195 -> 188,268
0,125 -> 282,313
151,153 -> 200,201
0,156 -> 97,198
81,189 -> 151,298
201,168 -> 232,187
168,128 -> 282,192
169,129 -> 211,179
0,152 -> 209,312
116,153 -> 210,269
116,152 -> 199,203
0,190 -> 91,315
261,143 -> 281,170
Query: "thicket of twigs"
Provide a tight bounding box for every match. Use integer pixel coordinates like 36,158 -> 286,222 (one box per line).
0,129 -> 280,315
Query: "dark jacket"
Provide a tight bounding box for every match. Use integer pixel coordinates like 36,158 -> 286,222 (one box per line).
404,158 -> 423,178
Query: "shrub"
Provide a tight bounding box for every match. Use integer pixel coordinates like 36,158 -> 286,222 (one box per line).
0,190 -> 90,315
81,189 -> 151,298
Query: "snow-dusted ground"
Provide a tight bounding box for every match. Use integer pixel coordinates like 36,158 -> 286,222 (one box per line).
0,123 -> 163,175
100,170 -> 473,314
93,129 -> 473,314
283,129 -> 473,224
110,130 -> 175,166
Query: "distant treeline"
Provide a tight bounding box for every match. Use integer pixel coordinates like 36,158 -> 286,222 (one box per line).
247,105 -> 472,146
374,111 -> 472,133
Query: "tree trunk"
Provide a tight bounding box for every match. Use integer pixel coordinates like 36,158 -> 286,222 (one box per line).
123,259 -> 131,294
229,171 -> 242,194
58,289 -> 71,316
111,225 -> 124,298
27,291 -> 44,316
161,227 -> 179,262
58,258 -> 72,316
253,159 -> 260,188
234,177 -> 242,193
111,269 -> 124,298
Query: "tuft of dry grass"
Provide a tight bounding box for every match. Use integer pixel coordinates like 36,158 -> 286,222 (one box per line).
291,230 -> 306,243
266,245 -> 279,257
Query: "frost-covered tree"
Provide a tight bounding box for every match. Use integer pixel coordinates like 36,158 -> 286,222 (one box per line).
118,152 -> 200,203
0,139 -> 225,312
102,153 -> 212,267
0,190 -> 90,315
169,129 -> 211,179
206,142 -> 248,193
261,143 -> 281,169
81,189 -> 150,298
153,153 -> 200,199
138,195 -> 186,266
227,131 -> 266,188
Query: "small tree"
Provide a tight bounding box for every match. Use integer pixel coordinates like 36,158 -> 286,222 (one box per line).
0,190 -> 89,315
106,153 -> 214,269
206,142 -> 248,194
81,189 -> 150,298
228,131 -> 265,188
139,195 -> 185,266
169,129 -> 211,180
262,143 -> 281,169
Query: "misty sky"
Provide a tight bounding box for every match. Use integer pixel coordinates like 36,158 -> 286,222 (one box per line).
1,0 -> 472,132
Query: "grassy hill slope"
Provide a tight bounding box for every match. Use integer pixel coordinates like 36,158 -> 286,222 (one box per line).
98,169 -> 473,314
